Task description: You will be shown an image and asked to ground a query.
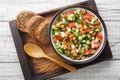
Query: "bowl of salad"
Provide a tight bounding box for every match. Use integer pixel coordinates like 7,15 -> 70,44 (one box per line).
49,6 -> 107,64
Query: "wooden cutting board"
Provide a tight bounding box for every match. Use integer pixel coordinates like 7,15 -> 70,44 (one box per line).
9,0 -> 113,80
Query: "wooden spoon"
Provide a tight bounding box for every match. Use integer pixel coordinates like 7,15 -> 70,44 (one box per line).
24,43 -> 77,72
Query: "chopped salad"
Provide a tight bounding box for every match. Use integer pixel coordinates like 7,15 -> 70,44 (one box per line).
51,9 -> 103,60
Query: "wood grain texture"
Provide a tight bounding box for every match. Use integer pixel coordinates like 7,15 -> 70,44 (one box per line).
0,61 -> 120,80
0,0 -> 120,80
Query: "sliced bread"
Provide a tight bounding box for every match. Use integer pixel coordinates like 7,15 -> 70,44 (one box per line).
16,11 -> 36,32
25,15 -> 45,36
34,20 -> 50,44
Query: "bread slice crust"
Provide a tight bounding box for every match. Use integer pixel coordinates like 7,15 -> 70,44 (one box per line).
34,20 -> 50,44
16,11 -> 36,32
25,15 -> 45,36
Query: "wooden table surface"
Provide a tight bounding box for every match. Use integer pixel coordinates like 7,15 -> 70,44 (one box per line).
0,0 -> 120,80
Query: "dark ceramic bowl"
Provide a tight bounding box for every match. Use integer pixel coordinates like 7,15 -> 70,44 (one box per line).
49,6 -> 107,64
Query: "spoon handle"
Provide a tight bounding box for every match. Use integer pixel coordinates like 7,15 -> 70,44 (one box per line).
45,56 -> 77,72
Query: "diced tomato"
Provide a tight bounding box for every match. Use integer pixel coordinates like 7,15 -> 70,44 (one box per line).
66,45 -> 72,50
60,25 -> 64,29
84,15 -> 90,19
83,13 -> 93,20
80,26 -> 85,30
85,27 -> 91,32
96,21 -> 101,26
75,56 -> 80,60
84,13 -> 90,19
94,26 -> 99,29
82,20 -> 86,24
54,21 -> 58,25
90,49 -> 95,54
94,42 -> 100,48
61,13 -> 67,19
91,32 -> 96,36
84,50 -> 90,55
68,22 -> 75,28
97,33 -> 103,41
81,27 -> 91,34
72,52 -> 77,57
69,10 -> 74,14
84,49 -> 95,55
56,35 -> 62,40
63,40 -> 67,45
69,34 -> 74,39
53,38 -> 57,43
65,31 -> 69,36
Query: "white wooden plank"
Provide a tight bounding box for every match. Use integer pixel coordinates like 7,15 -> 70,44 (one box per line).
95,0 -> 120,21
0,35 -> 13,41
0,52 -> 18,62
0,61 -> 120,80
0,22 -> 12,36
0,0 -> 85,21
0,0 -> 120,21
0,63 -> 24,80
0,40 -> 5,48
54,60 -> 120,80
0,48 -> 16,53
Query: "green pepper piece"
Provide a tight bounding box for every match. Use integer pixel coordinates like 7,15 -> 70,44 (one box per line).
57,14 -> 62,21
77,19 -> 82,24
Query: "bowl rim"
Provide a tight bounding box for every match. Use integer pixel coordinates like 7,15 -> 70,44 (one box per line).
49,6 -> 107,64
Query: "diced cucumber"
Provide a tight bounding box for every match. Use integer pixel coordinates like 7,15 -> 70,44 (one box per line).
74,32 -> 78,37
72,28 -> 75,31
93,17 -> 98,24
99,26 -> 102,31
95,26 -> 102,32
84,24 -> 88,29
56,22 -> 62,27
55,32 -> 59,36
75,45 -> 79,48
86,40 -> 91,44
78,36 -> 82,40
74,13 -> 79,19
82,34 -> 86,38
74,10 -> 78,14
80,54 -> 85,59
81,47 -> 85,53
91,17 -> 98,24
75,28 -> 79,32
78,24 -> 82,27
81,56 -> 85,59
78,45 -> 81,50
82,40 -> 86,43
79,14 -> 83,20
67,14 -> 73,21
84,44 -> 90,50
58,48 -> 62,53
74,10 -> 79,14
89,28 -> 94,34
70,55 -> 74,60
86,19 -> 91,24
87,34 -> 92,40
79,40 -> 83,44
52,26 -> 58,31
